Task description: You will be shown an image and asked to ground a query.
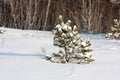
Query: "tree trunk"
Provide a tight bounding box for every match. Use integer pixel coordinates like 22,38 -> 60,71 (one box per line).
43,0 -> 51,30
64,46 -> 68,62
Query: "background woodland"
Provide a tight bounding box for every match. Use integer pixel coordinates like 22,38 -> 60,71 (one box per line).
0,0 -> 120,33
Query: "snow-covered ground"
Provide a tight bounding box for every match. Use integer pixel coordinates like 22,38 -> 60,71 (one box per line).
0,28 -> 120,80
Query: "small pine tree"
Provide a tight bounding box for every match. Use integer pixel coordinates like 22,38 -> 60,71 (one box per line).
0,26 -> 6,34
46,15 -> 95,64
0,26 -> 6,47
106,19 -> 120,39
111,19 -> 120,39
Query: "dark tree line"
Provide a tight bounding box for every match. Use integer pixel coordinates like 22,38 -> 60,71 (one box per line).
0,0 -> 120,33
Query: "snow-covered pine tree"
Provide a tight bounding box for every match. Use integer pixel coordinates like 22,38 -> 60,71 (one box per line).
0,26 -> 6,47
111,19 -> 120,39
46,15 -> 95,64
106,19 -> 120,39
0,26 -> 6,34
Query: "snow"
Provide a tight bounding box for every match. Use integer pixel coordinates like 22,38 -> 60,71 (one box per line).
0,28 -> 120,80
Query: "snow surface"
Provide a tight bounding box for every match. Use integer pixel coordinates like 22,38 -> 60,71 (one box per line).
0,28 -> 120,80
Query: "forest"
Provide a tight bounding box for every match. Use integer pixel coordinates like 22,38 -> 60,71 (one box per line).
0,0 -> 120,33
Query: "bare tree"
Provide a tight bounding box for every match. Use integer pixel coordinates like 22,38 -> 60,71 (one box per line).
43,0 -> 51,30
